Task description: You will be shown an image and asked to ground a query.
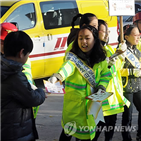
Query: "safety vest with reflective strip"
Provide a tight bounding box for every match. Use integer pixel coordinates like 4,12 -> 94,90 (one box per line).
23,58 -> 33,84
137,38 -> 141,52
57,59 -> 112,140
22,58 -> 39,118
102,45 -> 130,116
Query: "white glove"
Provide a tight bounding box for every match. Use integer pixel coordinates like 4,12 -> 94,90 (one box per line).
108,57 -> 118,66
133,69 -> 141,77
48,76 -> 57,84
106,57 -> 109,63
30,83 -> 37,90
97,89 -> 104,94
118,41 -> 127,52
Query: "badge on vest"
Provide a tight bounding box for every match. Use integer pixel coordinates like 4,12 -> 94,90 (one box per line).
125,49 -> 141,69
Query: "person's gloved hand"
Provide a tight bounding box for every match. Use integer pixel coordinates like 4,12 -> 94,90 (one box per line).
97,89 -> 104,94
108,57 -> 118,66
30,83 -> 38,90
133,69 -> 141,77
106,57 -> 109,63
118,41 -> 127,52
48,76 -> 57,84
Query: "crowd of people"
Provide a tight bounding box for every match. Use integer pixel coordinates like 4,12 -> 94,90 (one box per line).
1,11 -> 141,141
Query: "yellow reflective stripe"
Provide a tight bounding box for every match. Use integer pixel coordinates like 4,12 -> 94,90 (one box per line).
57,61 -> 75,80
100,79 -> 110,83
62,67 -> 68,78
101,72 -> 112,77
110,65 -> 116,74
108,103 -> 124,110
23,64 -> 31,69
23,72 -> 32,78
102,99 -> 109,106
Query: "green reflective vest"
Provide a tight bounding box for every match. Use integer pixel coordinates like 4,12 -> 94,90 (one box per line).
102,45 -> 130,116
57,58 -> 112,140
22,58 -> 39,118
137,38 -> 141,52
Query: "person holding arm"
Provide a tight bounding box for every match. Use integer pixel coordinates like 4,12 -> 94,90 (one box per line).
48,25 -> 112,141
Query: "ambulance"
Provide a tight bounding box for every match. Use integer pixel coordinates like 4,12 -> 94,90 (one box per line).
0,0 -> 119,79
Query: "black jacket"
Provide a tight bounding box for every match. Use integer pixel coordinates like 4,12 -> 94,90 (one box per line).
1,56 -> 46,141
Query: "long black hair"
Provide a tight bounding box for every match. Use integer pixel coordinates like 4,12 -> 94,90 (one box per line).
70,25 -> 106,67
71,13 -> 98,28
67,13 -> 97,46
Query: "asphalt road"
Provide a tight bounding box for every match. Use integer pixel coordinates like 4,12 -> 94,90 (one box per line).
35,79 -> 138,141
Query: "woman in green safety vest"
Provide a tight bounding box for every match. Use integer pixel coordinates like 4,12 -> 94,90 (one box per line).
48,25 -> 112,141
93,19 -> 130,141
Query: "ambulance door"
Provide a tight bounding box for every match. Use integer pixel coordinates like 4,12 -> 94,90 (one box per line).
39,1 -> 79,77
3,1 -> 45,79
